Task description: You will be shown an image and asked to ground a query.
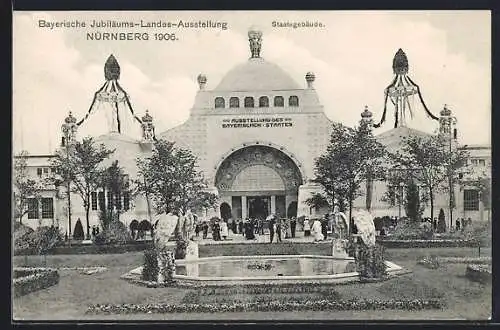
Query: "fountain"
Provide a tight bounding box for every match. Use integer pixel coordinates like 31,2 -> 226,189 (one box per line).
122,209 -> 405,287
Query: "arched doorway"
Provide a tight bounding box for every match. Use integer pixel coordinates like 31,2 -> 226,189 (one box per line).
220,202 -> 232,220
215,145 -> 303,220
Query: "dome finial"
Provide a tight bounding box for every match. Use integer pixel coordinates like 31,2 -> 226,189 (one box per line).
305,72 -> 315,88
104,54 -> 120,80
393,48 -> 409,75
248,27 -> 263,58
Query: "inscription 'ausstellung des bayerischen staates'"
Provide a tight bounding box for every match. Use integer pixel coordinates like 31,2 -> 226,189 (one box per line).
38,19 -> 229,30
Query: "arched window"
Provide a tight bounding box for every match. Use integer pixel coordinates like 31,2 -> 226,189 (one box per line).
244,97 -> 254,108
229,97 -> 240,108
289,96 -> 299,107
274,96 -> 284,107
215,97 -> 225,108
259,96 -> 269,108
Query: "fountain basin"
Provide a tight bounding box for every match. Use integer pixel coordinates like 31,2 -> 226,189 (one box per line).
123,255 -> 405,287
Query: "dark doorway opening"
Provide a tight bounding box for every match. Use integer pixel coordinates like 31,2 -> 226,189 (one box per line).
220,202 -> 232,221
248,196 -> 270,220
287,201 -> 298,218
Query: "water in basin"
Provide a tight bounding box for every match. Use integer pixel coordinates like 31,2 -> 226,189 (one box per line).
176,257 -> 356,277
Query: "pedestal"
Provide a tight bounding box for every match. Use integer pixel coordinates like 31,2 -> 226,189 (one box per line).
185,241 -> 199,277
332,239 -> 349,258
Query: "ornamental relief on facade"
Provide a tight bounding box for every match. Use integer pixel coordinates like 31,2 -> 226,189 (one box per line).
215,146 -> 302,192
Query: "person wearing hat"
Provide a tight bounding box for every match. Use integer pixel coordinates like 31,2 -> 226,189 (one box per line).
303,217 -> 311,237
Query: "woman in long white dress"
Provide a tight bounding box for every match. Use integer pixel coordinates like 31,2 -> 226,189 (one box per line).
311,218 -> 324,242
220,220 -> 229,240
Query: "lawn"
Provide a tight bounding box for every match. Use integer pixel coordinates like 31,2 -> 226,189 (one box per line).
12,247 -> 491,321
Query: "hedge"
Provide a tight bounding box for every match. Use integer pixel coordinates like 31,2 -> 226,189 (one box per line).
14,241 -> 154,256
376,238 -> 479,249
13,267 -> 60,297
465,264 -> 492,284
86,298 -> 445,314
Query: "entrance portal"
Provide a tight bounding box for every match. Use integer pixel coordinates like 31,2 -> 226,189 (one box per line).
215,145 -> 304,220
248,196 -> 270,219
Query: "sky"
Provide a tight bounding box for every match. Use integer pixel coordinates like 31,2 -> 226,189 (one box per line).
13,11 -> 491,154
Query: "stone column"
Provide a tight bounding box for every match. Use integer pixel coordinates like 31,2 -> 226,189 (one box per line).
241,196 -> 247,219
271,195 -> 276,215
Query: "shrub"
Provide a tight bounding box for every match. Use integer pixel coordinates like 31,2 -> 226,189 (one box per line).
142,249 -> 159,282
73,219 -> 85,240
13,222 -> 35,251
437,209 -> 446,233
466,264 -> 492,284
391,219 -> 433,240
14,226 -> 63,254
354,242 -> 387,280
13,267 -> 60,297
93,220 -> 132,245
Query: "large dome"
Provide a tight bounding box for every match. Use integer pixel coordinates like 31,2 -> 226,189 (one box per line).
215,58 -> 301,92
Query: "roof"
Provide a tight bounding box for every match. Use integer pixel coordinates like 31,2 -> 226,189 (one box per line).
214,57 -> 301,92
375,126 -> 431,153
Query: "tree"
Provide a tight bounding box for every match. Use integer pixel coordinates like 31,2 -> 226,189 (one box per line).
136,139 -> 218,217
392,135 -> 448,221
313,122 -> 386,232
13,151 -> 44,224
404,180 -> 422,222
50,137 -> 114,239
305,192 -> 330,213
100,160 -> 130,228
437,208 -> 446,233
442,143 -> 470,228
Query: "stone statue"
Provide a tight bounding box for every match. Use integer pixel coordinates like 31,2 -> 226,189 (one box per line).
248,29 -> 262,58
333,211 -> 349,240
352,209 -> 376,247
153,213 -> 178,283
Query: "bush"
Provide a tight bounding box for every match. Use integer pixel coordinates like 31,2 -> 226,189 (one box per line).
73,219 -> 85,240
14,226 -> 63,254
13,222 -> 35,251
13,267 -> 60,297
355,242 -> 387,280
466,264 -> 492,284
93,220 -> 132,245
437,209 -> 446,233
391,219 -> 433,240
142,248 -> 159,282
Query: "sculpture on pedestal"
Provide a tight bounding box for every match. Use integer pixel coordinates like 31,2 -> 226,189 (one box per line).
153,213 -> 178,284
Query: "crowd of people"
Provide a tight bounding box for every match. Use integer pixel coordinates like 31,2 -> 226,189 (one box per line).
191,213 -> 340,243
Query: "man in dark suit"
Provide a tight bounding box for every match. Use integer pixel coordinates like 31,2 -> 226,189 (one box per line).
290,217 -> 297,238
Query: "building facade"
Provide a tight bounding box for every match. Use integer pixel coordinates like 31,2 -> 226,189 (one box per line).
14,29 -> 491,235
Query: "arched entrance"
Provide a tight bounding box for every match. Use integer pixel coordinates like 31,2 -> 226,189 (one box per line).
220,202 -> 232,220
215,145 -> 303,220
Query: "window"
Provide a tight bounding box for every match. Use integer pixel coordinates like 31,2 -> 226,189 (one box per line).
37,168 -> 43,177
27,198 -> 39,219
91,192 -> 98,211
289,96 -> 299,107
41,198 -> 54,219
259,96 -> 269,107
479,159 -> 486,166
229,97 -> 240,108
51,168 -> 56,174
115,192 -> 122,210
274,96 -> 284,107
244,97 -> 254,108
107,191 -> 113,209
464,189 -> 479,211
123,192 -> 130,211
215,97 -> 225,108
98,192 -> 105,211
43,168 -> 49,175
